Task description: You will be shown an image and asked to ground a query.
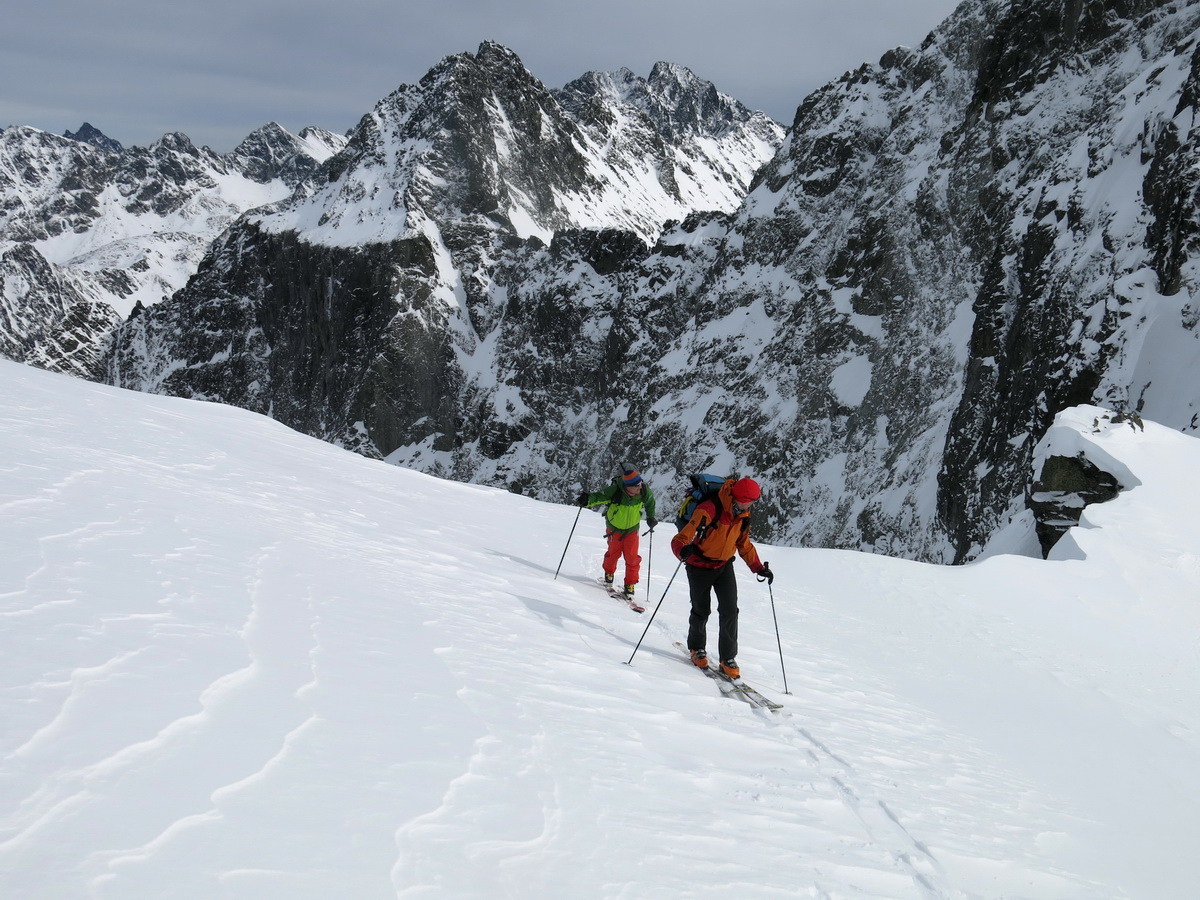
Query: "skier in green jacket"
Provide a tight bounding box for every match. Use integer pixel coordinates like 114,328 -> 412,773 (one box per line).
576,464 -> 658,601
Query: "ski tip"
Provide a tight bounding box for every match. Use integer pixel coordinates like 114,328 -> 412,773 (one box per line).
605,585 -> 644,612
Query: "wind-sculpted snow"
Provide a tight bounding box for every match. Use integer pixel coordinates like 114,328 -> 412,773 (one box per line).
1,360 -> 1198,898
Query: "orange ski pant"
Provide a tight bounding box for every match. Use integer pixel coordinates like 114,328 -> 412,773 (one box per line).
603,530 -> 641,585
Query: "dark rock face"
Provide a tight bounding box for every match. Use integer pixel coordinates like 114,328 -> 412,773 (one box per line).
1028,453 -> 1123,556
929,0 -> 1200,560
0,243 -> 120,380
108,223 -> 460,456
1144,42 -> 1200,296
670,0 -> 1197,561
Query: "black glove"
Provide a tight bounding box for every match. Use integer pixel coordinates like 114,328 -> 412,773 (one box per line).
679,545 -> 696,561
576,491 -> 590,507
758,562 -> 774,584
646,516 -> 658,532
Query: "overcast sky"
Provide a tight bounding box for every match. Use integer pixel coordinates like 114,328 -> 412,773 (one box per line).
2,0 -> 966,152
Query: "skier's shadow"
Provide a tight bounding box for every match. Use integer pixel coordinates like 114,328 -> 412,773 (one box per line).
489,550 -> 677,660
516,594 -> 600,632
483,548 -> 597,592
513,589 -> 679,663
489,549 -> 613,631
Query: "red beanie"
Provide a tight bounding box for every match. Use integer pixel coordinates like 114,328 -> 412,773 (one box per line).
731,477 -> 761,503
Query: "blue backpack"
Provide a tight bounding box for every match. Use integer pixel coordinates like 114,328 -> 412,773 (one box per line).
673,473 -> 730,531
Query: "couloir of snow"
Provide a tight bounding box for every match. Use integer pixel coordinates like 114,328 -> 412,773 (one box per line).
1,359 -> 1196,899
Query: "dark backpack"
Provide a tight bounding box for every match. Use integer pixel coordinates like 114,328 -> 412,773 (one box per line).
674,473 -> 730,531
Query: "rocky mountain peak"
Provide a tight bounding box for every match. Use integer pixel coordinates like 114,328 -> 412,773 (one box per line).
0,117 -> 333,368
227,121 -> 341,186
148,130 -> 206,156
560,61 -> 777,142
113,133 -> 226,216
267,42 -> 782,247
63,122 -> 124,154
473,39 -> 531,73
266,42 -> 592,245
297,125 -> 347,150
413,40 -> 550,112
0,126 -> 113,241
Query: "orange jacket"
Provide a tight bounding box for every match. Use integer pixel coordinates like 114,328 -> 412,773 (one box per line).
672,478 -> 764,572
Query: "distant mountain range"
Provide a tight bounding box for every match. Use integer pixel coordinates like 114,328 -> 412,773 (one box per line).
0,120 -> 347,377
4,0 -> 1199,564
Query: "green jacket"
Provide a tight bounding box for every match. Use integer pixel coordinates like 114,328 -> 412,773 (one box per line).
586,482 -> 657,534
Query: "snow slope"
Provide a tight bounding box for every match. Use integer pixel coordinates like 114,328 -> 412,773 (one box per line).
1,360 -> 1197,899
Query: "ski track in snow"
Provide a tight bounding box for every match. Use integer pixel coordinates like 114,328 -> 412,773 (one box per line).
2,362 -> 1197,899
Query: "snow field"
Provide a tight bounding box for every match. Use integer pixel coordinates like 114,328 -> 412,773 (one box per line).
1,360 -> 1197,899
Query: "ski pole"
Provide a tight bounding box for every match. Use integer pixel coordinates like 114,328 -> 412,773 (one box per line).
643,525 -> 653,601
766,578 -> 789,694
625,558 -> 683,665
554,507 -> 583,580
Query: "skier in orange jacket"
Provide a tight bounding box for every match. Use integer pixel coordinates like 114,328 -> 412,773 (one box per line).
671,476 -> 774,678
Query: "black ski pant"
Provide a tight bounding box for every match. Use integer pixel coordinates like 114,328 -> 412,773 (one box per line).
686,561 -> 738,661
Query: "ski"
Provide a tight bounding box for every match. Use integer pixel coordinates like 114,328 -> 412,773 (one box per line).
674,642 -> 783,711
597,578 -> 645,613
709,663 -> 784,711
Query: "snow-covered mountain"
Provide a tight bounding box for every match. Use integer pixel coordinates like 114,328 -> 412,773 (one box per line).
103,42 -> 785,464
0,121 -> 347,376
257,42 -> 781,247
583,0 -> 1200,562
101,6 -> 1200,562
2,358 -> 1197,898
9,3 -> 1200,564
720,0 -> 1200,560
